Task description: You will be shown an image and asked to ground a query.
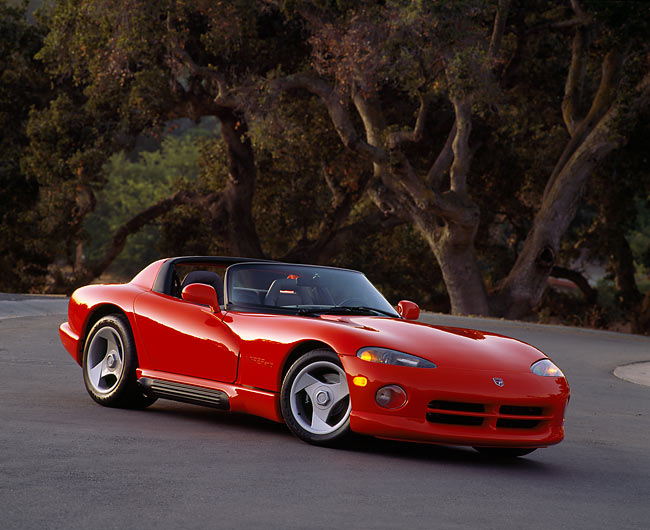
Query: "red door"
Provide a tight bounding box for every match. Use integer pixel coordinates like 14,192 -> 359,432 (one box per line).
133,291 -> 240,383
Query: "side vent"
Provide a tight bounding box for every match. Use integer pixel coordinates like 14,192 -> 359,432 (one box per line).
139,378 -> 230,410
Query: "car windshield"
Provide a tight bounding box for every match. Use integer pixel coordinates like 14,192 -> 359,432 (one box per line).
225,263 -> 399,317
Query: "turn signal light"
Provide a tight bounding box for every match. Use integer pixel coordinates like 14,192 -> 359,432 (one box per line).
353,376 -> 368,387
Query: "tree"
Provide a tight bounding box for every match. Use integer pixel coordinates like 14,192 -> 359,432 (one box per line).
26,0 -> 395,291
18,0 -> 650,330
0,0 -> 50,290
84,125 -> 218,278
571,116 -> 650,332
266,0 -> 650,317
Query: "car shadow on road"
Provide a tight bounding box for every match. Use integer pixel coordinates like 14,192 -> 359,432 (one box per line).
140,401 -> 556,471
142,400 -> 289,434
339,435 -> 556,471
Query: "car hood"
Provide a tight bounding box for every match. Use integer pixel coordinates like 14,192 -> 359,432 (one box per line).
323,315 -> 546,373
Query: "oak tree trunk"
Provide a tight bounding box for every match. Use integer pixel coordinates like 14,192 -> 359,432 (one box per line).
491,100 -> 646,318
214,107 -> 264,258
420,218 -> 489,316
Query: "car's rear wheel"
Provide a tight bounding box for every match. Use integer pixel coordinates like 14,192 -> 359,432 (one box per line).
473,447 -> 537,458
82,314 -> 156,409
281,349 -> 351,446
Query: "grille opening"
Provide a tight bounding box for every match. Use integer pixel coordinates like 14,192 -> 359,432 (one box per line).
496,418 -> 540,429
426,413 -> 484,426
428,400 -> 485,413
499,405 -> 543,416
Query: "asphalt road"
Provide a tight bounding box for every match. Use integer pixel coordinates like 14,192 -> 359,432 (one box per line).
1,310 -> 649,530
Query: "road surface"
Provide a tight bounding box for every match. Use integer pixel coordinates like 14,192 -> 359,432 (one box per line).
1,305 -> 648,529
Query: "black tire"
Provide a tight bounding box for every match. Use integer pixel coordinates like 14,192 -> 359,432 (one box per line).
82,314 -> 157,409
473,447 -> 537,458
281,349 -> 352,446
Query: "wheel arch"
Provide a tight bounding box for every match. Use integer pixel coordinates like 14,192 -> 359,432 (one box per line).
279,340 -> 338,389
78,304 -> 130,363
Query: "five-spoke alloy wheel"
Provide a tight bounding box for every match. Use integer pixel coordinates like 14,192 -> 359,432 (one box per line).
281,349 -> 351,445
82,314 -> 156,409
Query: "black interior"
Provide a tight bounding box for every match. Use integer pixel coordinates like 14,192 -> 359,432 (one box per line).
181,270 -> 224,303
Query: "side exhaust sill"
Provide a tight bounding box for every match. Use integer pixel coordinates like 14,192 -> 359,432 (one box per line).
139,377 -> 230,410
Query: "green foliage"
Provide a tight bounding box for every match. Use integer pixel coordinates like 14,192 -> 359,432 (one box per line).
23,92 -> 106,261
4,0 -> 650,332
84,125 -> 217,278
157,133 -> 229,258
248,92 -> 363,257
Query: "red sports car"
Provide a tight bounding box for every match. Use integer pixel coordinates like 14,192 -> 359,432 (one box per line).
59,256 -> 569,456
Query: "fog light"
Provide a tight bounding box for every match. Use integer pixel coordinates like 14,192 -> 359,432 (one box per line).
375,385 -> 407,409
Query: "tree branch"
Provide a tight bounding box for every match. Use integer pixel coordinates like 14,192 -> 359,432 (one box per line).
281,210 -> 402,264
550,266 -> 597,304
496,68 -> 650,317
562,24 -> 590,136
427,121 -> 456,189
544,50 -> 623,200
56,190 -> 217,292
166,13 -> 235,107
381,149 -> 477,228
449,97 -> 472,196
91,191 -> 215,278
488,0 -> 511,61
570,0 -> 589,21
272,74 -> 388,164
392,153 -> 432,210
500,6 -> 526,87
351,89 -> 385,152
321,163 -> 344,206
351,87 -> 475,226
386,93 -> 430,149
316,164 -> 373,240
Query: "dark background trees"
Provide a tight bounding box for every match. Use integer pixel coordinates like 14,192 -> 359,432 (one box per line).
0,0 -> 49,289
1,0 -> 649,332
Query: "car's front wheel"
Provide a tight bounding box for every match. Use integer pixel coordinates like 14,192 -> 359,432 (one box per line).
281,349 -> 352,446
82,314 -> 156,409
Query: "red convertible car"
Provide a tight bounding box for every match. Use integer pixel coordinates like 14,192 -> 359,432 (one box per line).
59,256 -> 569,456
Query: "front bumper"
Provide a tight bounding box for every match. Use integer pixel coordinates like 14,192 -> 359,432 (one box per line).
59,322 -> 82,365
340,355 -> 569,448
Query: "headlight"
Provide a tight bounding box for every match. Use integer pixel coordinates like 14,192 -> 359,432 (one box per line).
531,359 -> 564,377
357,347 -> 436,368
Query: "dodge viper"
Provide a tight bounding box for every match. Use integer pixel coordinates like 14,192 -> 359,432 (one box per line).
59,256 -> 570,456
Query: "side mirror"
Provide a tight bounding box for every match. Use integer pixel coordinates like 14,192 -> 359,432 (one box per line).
397,300 -> 420,320
182,283 -> 220,313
